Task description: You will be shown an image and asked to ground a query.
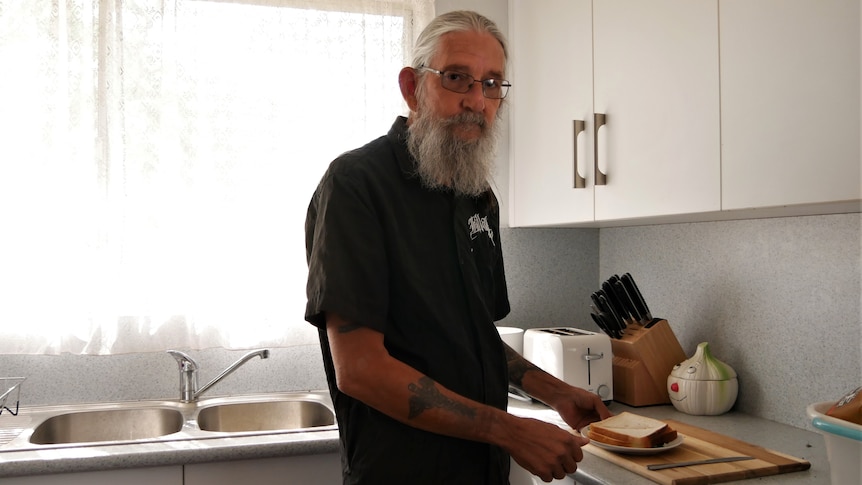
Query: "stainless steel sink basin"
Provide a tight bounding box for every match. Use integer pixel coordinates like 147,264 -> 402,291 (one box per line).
197,400 -> 335,432
2,391 -> 336,452
29,408 -> 184,445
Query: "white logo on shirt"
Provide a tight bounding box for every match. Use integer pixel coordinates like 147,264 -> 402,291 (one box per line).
467,213 -> 495,246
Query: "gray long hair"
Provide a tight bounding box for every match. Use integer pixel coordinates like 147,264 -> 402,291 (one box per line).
411,10 -> 508,70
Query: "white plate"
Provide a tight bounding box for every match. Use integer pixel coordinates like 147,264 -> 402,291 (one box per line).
580,425 -> 685,455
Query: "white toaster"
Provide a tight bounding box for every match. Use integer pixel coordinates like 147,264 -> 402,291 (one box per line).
523,327 -> 613,402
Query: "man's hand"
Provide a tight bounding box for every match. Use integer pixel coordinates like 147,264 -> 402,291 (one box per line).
504,343 -> 613,430
498,414 -> 590,482
502,342 -> 613,482
552,385 -> 613,433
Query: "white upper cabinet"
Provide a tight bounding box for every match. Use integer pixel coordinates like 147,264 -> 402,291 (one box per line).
509,0 -> 595,226
509,0 -> 860,227
720,0 -> 861,210
592,0 -> 721,221
509,0 -> 721,226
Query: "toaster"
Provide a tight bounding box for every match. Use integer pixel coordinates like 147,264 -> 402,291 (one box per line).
523,327 -> 613,402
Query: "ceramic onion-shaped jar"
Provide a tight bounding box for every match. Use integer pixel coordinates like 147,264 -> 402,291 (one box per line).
667,342 -> 738,415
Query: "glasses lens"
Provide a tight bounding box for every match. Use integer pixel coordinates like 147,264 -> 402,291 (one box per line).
440,71 -> 473,93
496,83 -> 510,99
482,79 -> 508,99
434,69 -> 510,99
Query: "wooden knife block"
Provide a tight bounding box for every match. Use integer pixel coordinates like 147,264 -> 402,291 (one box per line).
610,319 -> 686,407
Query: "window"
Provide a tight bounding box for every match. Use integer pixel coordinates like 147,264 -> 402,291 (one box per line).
0,0 -> 433,354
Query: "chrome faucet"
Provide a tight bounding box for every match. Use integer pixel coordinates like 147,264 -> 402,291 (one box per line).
166,349 -> 270,402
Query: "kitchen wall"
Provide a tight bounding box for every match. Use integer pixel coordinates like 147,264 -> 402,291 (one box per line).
4,213 -> 857,431
501,214 -> 861,431
437,0 -> 862,431
599,213 -> 861,429
1,0 -> 858,434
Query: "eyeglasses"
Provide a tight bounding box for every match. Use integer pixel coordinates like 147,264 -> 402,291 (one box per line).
418,67 -> 511,100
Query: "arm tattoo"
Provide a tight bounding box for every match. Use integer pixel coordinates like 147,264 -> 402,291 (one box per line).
407,376 -> 476,420
504,344 -> 541,387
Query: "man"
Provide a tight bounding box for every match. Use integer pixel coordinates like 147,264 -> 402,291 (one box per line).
305,10 -> 611,484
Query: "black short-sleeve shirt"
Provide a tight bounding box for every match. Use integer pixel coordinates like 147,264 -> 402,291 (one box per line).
305,117 -> 512,484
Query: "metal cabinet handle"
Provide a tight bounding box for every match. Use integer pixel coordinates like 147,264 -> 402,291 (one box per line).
594,113 -> 607,186
573,120 -> 586,188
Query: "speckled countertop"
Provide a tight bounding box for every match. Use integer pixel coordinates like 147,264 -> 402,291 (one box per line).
0,396 -> 831,483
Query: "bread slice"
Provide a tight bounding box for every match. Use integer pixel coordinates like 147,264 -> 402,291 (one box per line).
587,412 -> 677,448
588,425 -> 678,448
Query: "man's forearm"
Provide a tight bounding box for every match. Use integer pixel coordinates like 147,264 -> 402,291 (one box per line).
504,343 -> 571,409
504,343 -> 542,389
326,315 -> 513,446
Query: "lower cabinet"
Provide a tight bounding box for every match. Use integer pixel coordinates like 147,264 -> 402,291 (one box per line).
187,453 -> 576,484
1,454 -> 340,485
0,466 -> 182,485
184,453 -> 342,485
510,458 -> 577,485
4,454 -> 579,484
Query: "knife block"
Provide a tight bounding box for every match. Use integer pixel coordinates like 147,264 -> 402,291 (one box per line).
610,319 -> 686,406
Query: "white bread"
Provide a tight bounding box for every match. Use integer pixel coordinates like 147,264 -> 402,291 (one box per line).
587,412 -> 677,448
588,425 -> 678,448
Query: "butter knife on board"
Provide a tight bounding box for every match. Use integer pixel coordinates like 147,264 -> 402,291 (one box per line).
646,456 -> 755,471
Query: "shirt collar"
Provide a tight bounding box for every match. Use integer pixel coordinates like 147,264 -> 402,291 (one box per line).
387,116 -> 418,180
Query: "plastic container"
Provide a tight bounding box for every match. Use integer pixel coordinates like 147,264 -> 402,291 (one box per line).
806,401 -> 862,484
496,326 -> 524,354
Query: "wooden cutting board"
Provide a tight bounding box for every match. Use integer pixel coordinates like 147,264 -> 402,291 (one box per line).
583,420 -> 811,485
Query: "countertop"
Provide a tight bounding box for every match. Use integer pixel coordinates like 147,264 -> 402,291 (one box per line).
0,396 -> 830,484
508,399 -> 829,485
0,394 -> 341,478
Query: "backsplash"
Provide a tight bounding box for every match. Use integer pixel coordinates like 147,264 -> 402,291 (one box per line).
598,212 -> 861,429
0,213 -> 858,432
0,344 -> 327,407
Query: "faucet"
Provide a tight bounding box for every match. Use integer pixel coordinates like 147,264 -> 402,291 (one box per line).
166,349 -> 270,402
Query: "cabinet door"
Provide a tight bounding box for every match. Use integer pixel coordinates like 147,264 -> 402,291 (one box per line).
510,458 -> 576,485
593,0 -> 721,221
0,466 -> 182,485
720,0 -> 861,210
509,0 -> 595,226
185,454 -> 342,485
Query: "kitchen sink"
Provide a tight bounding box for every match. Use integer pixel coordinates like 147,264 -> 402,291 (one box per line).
197,399 -> 335,432
2,391 -> 336,452
29,407 -> 184,445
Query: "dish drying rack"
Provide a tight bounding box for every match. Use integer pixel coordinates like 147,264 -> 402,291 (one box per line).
0,377 -> 24,416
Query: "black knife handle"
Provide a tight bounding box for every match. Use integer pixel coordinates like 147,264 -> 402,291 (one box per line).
590,292 -> 603,311
601,281 -> 631,323
619,275 -> 647,323
590,312 -> 613,338
614,279 -> 643,323
624,272 -> 653,320
597,293 -> 625,338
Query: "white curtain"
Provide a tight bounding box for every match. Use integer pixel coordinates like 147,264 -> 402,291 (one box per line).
0,0 -> 433,355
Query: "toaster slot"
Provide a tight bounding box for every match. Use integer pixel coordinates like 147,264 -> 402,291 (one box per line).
537,327 -> 594,337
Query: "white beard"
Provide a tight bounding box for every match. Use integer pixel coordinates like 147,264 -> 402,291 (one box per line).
406,104 -> 500,197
